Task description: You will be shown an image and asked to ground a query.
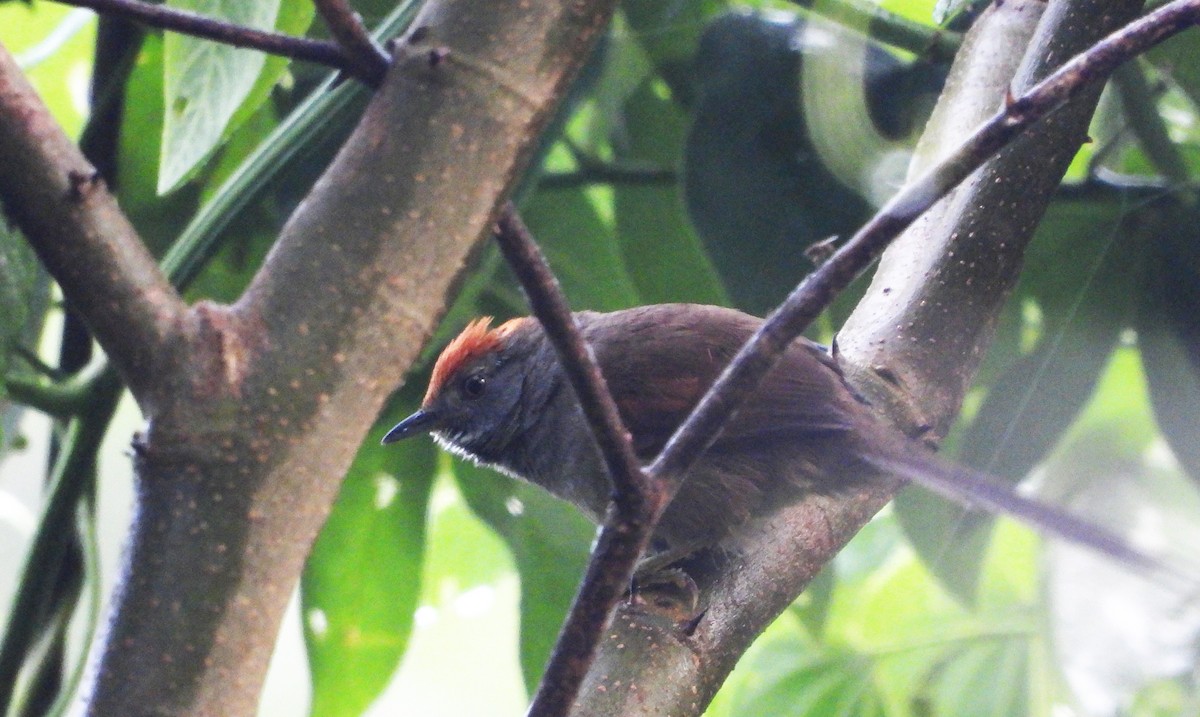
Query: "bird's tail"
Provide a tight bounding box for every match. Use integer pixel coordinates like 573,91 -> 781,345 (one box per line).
863,439 -> 1185,582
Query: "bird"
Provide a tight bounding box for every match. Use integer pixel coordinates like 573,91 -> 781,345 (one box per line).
382,303 -> 1153,571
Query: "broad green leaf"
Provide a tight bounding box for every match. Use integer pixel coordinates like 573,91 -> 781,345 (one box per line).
684,12 -> 931,314
1040,347 -> 1200,716
621,0 -> 729,100
613,81 -> 728,306
1146,29 -> 1200,117
453,459 -> 594,691
223,0 -> 314,140
522,184 -> 641,311
118,35 -> 202,256
302,389 -> 436,717
721,514 -> 1041,717
160,0 -> 281,193
927,639 -> 1029,717
183,107 -> 282,303
1138,208 -> 1200,488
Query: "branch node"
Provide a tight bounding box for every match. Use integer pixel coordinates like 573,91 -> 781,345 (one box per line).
427,47 -> 450,67
67,169 -> 104,201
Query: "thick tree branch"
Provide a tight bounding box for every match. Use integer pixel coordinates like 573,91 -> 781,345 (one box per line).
838,0 -> 1175,430
493,204 -> 663,717
79,0 -> 619,713
314,0 -> 390,85
47,0 -> 374,83
0,45 -> 183,408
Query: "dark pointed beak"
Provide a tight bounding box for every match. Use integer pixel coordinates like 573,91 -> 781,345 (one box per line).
381,409 -> 440,445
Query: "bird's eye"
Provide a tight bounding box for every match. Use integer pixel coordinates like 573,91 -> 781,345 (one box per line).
462,373 -> 487,398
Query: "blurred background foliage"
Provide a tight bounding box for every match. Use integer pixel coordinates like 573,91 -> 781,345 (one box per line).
1,0 -> 1199,715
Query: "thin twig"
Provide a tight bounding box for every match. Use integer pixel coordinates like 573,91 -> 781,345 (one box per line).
46,0 -> 375,84
492,203 -> 664,717
649,0 -> 1200,490
538,166 -> 676,189
313,0 -> 390,85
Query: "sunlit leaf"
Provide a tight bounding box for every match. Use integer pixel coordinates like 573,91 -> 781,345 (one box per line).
2,3 -> 95,134
453,459 -> 594,691
160,0 -> 281,192
303,389 -> 436,717
118,35 -> 201,255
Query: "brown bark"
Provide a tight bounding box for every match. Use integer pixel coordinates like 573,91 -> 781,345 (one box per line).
0,0 -> 616,713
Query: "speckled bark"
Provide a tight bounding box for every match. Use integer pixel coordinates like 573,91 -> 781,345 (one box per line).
73,0 -> 617,714
838,0 -> 1145,437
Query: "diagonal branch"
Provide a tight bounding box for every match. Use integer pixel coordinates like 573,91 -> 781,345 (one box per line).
493,205 -> 663,717
47,0 -> 376,83
0,45 -> 184,408
313,0 -> 390,85
648,0 -> 1200,495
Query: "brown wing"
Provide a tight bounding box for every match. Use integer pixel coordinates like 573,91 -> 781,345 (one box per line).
582,304 -> 857,461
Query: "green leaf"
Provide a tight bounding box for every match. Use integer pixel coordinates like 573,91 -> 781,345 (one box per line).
160,0 -> 282,193
0,220 -> 36,351
453,458 -> 594,690
621,0 -> 729,100
302,391 -> 436,717
522,185 -> 641,311
224,0 -> 314,137
1138,206 -> 1200,488
926,639 -> 1029,717
2,3 -> 96,135
612,81 -> 728,306
118,34 -> 202,256
683,13 -> 874,314
1146,29 -> 1200,116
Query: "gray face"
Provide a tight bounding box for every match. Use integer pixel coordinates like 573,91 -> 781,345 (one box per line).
423,351 -> 532,467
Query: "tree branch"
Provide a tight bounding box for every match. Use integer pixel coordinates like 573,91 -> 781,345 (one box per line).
493,204 -> 663,717
654,0 -> 1195,491
78,0 -> 620,712
46,0 -> 376,84
0,46 -> 184,408
314,0 -> 390,85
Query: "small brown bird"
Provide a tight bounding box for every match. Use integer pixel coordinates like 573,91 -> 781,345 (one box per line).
384,304 -> 1149,568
